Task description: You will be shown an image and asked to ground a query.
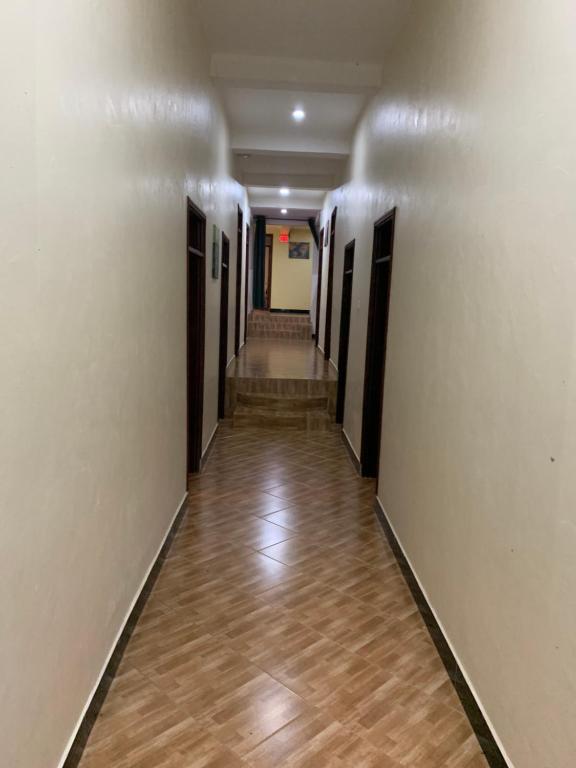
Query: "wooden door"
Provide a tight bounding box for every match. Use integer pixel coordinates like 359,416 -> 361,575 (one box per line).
324,207 -> 337,360
336,240 -> 355,424
218,233 -> 230,420
186,199 -> 206,474
234,206 -> 243,355
361,209 -> 396,478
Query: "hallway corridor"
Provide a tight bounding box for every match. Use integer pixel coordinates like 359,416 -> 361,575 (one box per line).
77,422 -> 488,768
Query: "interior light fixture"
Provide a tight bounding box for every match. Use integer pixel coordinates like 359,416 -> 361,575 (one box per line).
279,187 -> 290,197
292,108 -> 306,122
281,208 -> 288,215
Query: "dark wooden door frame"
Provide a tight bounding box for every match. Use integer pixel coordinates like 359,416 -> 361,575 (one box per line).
244,224 -> 250,343
324,207 -> 337,360
336,239 -> 355,424
361,208 -> 396,479
314,228 -> 324,346
265,233 -> 273,310
234,206 -> 244,356
186,198 -> 207,475
218,232 -> 230,420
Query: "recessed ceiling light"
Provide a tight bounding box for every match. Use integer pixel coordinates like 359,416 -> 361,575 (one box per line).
292,108 -> 306,122
281,208 -> 288,215
279,187 -> 290,197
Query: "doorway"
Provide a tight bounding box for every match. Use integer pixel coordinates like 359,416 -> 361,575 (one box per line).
361,208 -> 396,478
336,239 -> 355,424
186,198 -> 206,475
234,206 -> 244,356
314,228 -> 324,346
244,224 -> 250,342
264,233 -> 273,310
323,207 -> 337,360
218,232 -> 230,420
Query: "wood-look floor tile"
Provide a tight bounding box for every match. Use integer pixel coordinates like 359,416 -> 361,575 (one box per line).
77,422 -> 488,768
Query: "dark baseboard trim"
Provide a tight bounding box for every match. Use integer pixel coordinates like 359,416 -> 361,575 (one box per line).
341,430 -> 361,475
201,423 -> 219,470
269,308 -> 310,315
62,494 -> 189,768
373,497 -> 509,768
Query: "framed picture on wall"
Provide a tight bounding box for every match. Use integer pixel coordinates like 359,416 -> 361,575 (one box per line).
289,241 -> 310,260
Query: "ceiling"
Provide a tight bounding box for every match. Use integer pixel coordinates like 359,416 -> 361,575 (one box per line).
197,0 -> 413,218
197,0 -> 410,63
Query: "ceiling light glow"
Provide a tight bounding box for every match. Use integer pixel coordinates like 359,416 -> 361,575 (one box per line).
281,208 -> 288,215
292,108 -> 306,121
279,187 -> 290,197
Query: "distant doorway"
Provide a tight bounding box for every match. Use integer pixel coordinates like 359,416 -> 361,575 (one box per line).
264,233 -> 273,309
323,207 -> 337,360
336,239 -> 355,425
314,228 -> 324,346
361,208 -> 396,478
218,232 -> 230,420
234,206 -> 244,356
186,199 -> 206,475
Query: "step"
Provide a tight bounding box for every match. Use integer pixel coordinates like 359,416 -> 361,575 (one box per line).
248,319 -> 312,329
232,406 -> 339,431
237,392 -> 327,411
247,327 -> 312,340
250,312 -> 311,325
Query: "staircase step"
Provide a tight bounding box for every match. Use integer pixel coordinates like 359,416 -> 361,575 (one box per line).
232,406 -> 339,431
250,312 -> 310,325
248,319 -> 311,328
247,326 -> 311,340
237,392 -> 327,411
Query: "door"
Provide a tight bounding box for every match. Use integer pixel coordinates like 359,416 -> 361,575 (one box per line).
218,233 -> 230,420
336,240 -> 355,424
314,228 -> 324,346
264,233 -> 273,309
186,198 -> 206,475
234,206 -> 244,356
244,224 -> 250,343
324,207 -> 337,360
361,208 -> 396,478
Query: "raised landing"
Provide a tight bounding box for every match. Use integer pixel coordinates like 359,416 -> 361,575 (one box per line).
226,339 -> 337,431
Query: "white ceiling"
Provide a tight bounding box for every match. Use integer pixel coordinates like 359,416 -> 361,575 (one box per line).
197,0 -> 413,215
197,0 -> 411,64
224,88 -> 366,155
248,186 -> 326,211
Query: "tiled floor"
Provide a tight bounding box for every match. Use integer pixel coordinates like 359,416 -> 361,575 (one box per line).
77,425 -> 488,768
229,339 -> 337,381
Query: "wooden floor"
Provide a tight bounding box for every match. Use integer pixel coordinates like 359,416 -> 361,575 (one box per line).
229,339 -> 337,381
78,425 -> 488,768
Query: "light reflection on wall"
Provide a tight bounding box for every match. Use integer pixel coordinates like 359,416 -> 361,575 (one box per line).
371,101 -> 462,139
66,88 -> 214,129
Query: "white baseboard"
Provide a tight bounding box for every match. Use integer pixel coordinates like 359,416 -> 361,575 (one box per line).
342,428 -> 360,462
57,491 -> 189,768
202,423 -> 219,459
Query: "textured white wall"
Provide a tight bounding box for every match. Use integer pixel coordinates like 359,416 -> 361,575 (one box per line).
319,1 -> 576,765
0,2 -> 247,767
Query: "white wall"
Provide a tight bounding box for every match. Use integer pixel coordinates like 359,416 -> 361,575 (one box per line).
0,2 -> 247,767
319,1 -> 576,766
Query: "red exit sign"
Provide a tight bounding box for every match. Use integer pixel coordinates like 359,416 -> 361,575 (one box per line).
279,233 -> 289,243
